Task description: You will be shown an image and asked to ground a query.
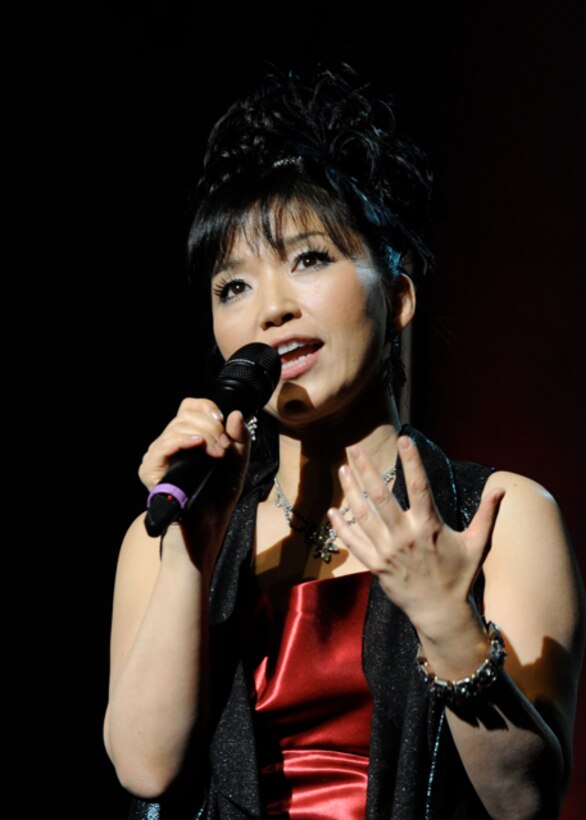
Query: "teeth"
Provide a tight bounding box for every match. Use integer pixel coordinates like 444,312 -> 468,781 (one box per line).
282,353 -> 311,367
277,340 -> 306,355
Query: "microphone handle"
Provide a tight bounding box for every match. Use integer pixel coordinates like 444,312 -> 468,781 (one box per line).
144,450 -> 215,538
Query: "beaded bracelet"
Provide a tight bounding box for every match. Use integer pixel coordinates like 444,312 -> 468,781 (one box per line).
415,620 -> 507,705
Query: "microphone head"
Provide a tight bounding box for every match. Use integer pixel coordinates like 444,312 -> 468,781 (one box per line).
213,343 -> 281,419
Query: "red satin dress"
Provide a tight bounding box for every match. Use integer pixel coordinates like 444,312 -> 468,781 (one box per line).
245,571 -> 373,819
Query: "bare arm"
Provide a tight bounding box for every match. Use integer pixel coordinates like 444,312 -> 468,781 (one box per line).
444,470 -> 585,814
435,471 -> 584,818
329,439 -> 585,819
103,402 -> 250,799
103,516 -> 213,799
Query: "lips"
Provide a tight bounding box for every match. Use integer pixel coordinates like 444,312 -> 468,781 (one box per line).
273,337 -> 323,380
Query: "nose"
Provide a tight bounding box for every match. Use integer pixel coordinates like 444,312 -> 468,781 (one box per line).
258,273 -> 301,330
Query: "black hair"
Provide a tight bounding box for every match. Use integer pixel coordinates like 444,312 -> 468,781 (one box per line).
186,64 -> 433,391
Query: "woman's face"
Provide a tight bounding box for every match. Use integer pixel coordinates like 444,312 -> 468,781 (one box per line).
210,211 -> 413,428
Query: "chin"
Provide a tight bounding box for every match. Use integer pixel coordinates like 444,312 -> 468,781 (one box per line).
269,380 -> 359,429
270,383 -> 318,423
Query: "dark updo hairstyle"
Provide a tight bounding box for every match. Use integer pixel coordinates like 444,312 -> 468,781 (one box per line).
186,64 -> 433,395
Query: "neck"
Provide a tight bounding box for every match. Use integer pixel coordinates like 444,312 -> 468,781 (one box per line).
274,383 -> 403,506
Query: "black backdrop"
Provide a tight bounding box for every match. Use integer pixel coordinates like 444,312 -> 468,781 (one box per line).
19,2 -> 584,817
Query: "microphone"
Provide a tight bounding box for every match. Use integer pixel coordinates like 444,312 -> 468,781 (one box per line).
144,343 -> 281,537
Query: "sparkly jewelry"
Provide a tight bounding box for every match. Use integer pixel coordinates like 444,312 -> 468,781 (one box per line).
245,415 -> 258,441
415,620 -> 507,705
273,465 -> 397,564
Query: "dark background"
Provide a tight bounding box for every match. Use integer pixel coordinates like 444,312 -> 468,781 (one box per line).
21,2 -> 584,817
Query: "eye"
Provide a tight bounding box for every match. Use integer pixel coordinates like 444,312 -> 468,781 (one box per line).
212,277 -> 250,304
292,248 -> 335,271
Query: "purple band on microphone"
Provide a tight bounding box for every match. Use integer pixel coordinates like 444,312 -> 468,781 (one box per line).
147,483 -> 190,509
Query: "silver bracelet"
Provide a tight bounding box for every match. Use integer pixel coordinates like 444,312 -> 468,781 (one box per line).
416,620 -> 507,705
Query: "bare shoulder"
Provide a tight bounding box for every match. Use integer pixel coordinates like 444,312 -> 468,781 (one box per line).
482,471 -> 577,586
483,470 -> 570,574
485,469 -> 558,507
481,470 -> 583,638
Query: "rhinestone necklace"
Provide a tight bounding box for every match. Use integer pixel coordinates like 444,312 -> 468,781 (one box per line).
273,465 -> 397,563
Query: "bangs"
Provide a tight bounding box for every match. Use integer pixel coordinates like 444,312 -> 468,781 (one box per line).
214,194 -> 367,273
186,172 -> 370,291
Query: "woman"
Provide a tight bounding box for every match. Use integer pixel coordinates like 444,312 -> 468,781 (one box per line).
104,67 -> 584,819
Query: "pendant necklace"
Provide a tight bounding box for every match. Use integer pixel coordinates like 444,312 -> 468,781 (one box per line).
273,465 -> 397,564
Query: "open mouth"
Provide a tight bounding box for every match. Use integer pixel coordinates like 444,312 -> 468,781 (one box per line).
277,339 -> 323,379
279,340 -> 322,365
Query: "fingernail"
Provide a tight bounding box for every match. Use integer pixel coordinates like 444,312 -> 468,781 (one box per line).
210,410 -> 224,421
339,465 -> 350,480
398,436 -> 411,451
189,434 -> 204,442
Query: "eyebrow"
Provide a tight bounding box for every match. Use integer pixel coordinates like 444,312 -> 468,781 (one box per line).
213,231 -> 330,276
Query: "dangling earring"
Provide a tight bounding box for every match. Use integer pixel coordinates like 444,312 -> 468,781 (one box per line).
379,330 -> 395,393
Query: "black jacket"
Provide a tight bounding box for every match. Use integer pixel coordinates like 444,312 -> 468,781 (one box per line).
130,426 -> 493,819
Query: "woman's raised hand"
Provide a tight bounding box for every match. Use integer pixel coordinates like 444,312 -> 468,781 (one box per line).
327,436 -> 505,640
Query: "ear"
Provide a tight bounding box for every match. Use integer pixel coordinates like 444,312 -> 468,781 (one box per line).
387,274 -> 416,332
